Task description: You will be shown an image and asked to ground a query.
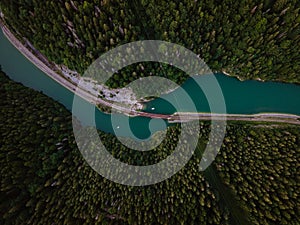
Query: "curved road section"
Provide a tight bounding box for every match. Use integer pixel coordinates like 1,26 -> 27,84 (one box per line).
1,20 -> 300,126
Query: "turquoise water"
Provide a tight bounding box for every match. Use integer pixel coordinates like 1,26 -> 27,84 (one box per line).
0,30 -> 157,139
145,74 -> 300,115
1,29 -> 300,140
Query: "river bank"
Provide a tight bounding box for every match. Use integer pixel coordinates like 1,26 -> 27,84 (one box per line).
0,19 -> 144,114
0,14 -> 145,109
1,18 -> 300,126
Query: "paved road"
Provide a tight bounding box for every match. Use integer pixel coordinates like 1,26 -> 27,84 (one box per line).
1,21 -> 300,126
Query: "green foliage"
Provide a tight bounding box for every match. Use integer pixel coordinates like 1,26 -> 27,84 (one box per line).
0,0 -> 143,75
140,0 -> 300,83
214,124 -> 300,224
0,71 -> 228,224
1,0 -> 299,86
0,0 -> 299,223
106,62 -> 189,88
0,72 -> 299,224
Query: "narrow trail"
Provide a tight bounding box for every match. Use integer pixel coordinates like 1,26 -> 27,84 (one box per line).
1,20 -> 300,126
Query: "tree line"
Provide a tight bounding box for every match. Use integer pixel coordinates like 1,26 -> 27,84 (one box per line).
1,70 -> 299,224
0,0 -> 299,87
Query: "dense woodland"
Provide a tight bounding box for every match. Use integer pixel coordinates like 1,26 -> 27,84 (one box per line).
1,71 -> 299,224
0,0 -> 299,86
0,0 -> 299,224
214,124 -> 300,224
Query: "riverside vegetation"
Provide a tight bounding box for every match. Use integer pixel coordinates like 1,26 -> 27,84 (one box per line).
0,0 -> 299,224
0,0 -> 299,86
1,71 -> 299,224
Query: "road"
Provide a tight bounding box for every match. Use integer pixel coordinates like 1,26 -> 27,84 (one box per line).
1,20 -> 300,126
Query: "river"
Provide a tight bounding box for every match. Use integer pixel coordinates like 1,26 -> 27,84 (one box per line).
1,29 -> 300,140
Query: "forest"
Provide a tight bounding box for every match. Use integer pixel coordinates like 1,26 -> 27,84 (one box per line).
0,70 -> 299,224
0,0 -> 299,87
0,0 -> 299,224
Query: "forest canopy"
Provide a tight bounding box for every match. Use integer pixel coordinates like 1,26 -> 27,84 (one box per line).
0,0 -> 299,223
0,0 -> 299,86
0,70 -> 299,224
